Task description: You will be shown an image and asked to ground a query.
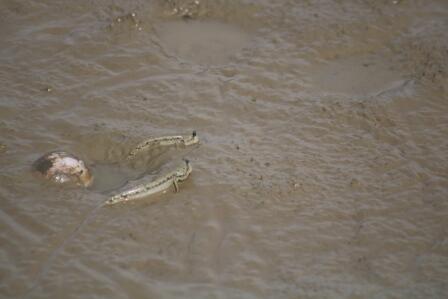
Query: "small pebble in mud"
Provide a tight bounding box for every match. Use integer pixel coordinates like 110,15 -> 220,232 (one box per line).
350,178 -> 360,187
44,87 -> 52,92
165,0 -> 205,19
32,151 -> 93,187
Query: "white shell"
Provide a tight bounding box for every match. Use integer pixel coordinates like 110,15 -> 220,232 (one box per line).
33,151 -> 93,187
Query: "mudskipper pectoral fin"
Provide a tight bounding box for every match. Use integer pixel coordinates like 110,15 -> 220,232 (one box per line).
173,180 -> 179,193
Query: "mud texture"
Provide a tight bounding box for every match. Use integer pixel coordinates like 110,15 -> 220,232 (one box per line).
1,0 -> 447,298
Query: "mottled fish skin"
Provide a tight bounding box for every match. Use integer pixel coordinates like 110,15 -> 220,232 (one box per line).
106,160 -> 192,205
127,131 -> 199,159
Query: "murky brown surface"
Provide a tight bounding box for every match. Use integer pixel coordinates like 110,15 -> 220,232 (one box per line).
1,0 -> 448,298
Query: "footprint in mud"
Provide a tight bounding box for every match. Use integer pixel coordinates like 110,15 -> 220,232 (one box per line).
309,54 -> 410,97
155,20 -> 251,64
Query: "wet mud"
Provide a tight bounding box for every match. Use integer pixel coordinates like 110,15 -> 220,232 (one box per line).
1,0 -> 448,298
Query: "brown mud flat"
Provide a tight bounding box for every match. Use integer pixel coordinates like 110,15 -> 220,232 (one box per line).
1,1 -> 447,298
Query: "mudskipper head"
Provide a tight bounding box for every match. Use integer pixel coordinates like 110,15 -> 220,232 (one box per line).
184,130 -> 199,146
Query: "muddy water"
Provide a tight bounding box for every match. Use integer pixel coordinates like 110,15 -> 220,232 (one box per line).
1,0 -> 448,298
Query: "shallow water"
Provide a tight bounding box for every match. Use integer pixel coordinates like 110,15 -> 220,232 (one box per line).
1,0 -> 448,298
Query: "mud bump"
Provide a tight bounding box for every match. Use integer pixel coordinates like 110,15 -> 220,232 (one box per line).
0,143 -> 6,153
